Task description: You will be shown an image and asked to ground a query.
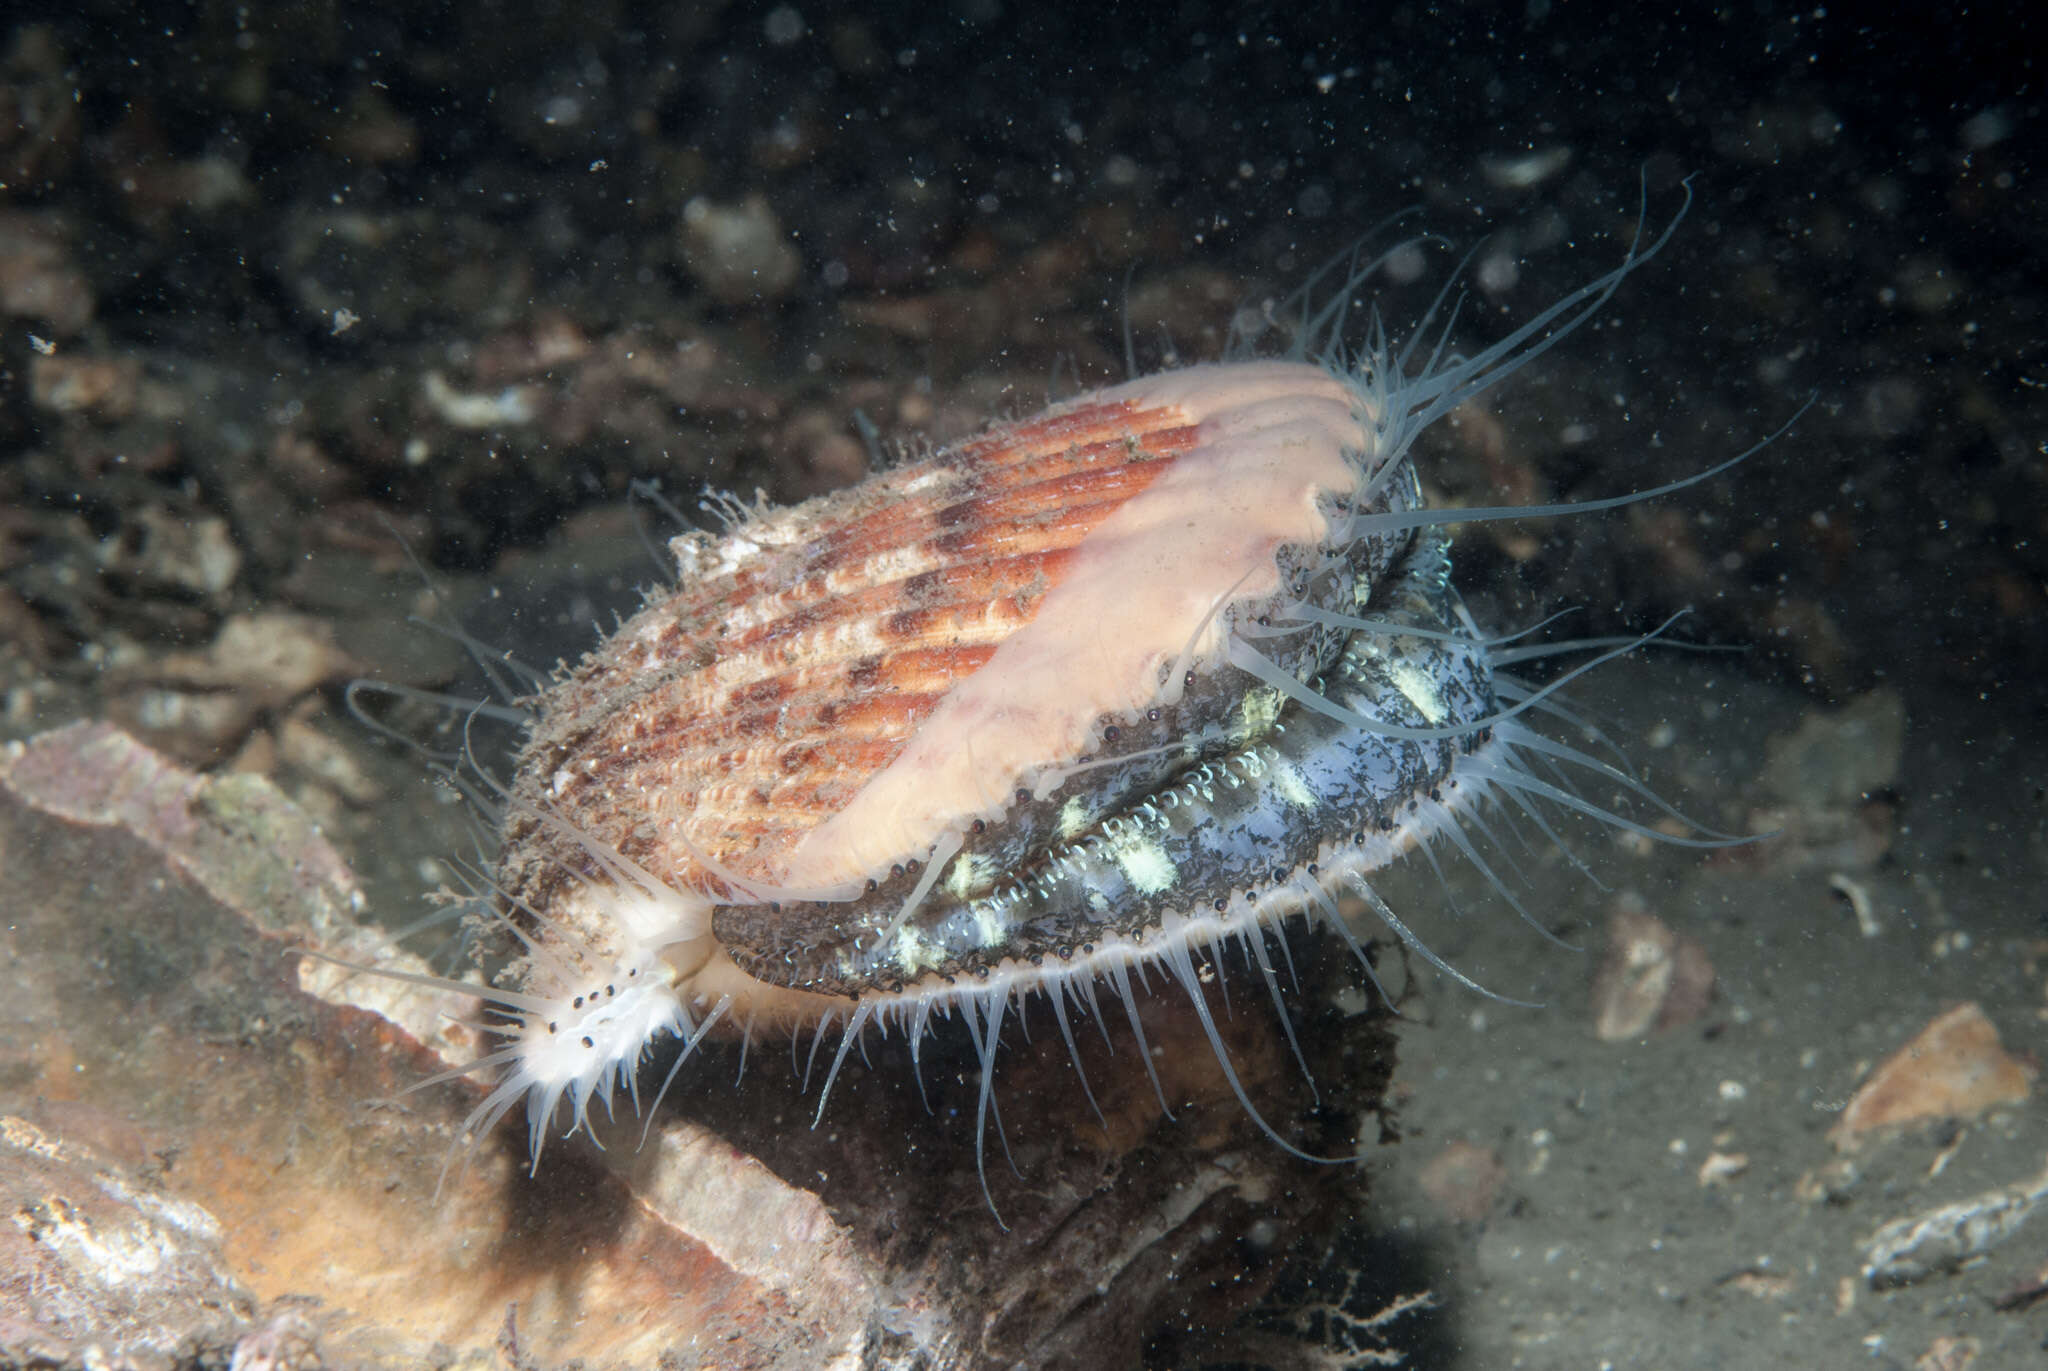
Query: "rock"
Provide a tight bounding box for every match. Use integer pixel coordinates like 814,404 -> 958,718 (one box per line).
131,611 -> 354,700
106,612 -> 355,763
0,27 -> 82,195
678,193 -> 803,305
274,709 -> 384,806
0,210 -> 92,335
1829,1002 -> 2034,1152
105,507 -> 242,599
769,406 -> 870,499
0,1117 -> 256,1370
1588,894 -> 1716,1040
1417,1141 -> 1508,1223
1912,1334 -> 1982,1371
30,354 -> 142,421
1757,688 -> 1906,813
321,87 -> 420,168
0,723 -> 1395,1369
1744,688 -> 1908,871
270,208 -> 534,340
1859,1158 -> 2048,1289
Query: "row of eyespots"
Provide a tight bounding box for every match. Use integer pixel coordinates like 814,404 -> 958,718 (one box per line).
541,968 -> 641,1045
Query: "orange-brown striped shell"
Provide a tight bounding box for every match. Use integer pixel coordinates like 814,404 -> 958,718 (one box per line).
498,360 -> 1411,995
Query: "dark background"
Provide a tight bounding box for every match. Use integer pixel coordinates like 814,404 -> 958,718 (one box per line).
0,5 -> 2041,1363
3,1 -> 2040,709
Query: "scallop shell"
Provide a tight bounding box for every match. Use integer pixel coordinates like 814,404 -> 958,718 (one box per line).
500,359 -> 1435,1000
453,195 -> 1746,1201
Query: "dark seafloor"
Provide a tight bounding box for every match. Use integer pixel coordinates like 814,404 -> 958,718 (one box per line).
0,3 -> 2042,1368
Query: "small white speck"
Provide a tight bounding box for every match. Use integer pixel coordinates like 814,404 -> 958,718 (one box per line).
1481,147 -> 1573,190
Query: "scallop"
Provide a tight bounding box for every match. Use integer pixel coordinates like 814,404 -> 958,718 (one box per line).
464,190 -> 1755,1168
502,358 -> 1429,978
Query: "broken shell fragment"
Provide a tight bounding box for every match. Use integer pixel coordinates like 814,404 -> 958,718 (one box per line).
1830,1002 -> 2035,1151
1589,894 -> 1716,1041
